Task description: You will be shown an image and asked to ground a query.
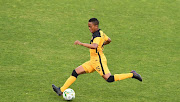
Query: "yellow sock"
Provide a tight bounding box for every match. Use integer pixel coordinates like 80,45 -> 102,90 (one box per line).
60,76 -> 76,92
114,73 -> 133,81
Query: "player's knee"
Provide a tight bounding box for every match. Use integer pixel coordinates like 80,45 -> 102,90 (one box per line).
106,75 -> 115,83
72,70 -> 79,78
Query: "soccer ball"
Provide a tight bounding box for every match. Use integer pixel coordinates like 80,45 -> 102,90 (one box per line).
63,88 -> 75,101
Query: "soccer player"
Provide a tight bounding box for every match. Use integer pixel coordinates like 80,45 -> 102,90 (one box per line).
52,18 -> 142,96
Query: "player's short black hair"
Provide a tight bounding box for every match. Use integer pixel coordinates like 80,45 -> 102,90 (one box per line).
89,18 -> 99,25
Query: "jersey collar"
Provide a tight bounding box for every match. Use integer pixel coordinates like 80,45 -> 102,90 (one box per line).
92,29 -> 101,36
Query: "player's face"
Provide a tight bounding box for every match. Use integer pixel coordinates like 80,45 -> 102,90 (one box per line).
88,22 -> 98,33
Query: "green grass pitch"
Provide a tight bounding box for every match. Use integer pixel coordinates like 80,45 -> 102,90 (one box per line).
0,0 -> 179,102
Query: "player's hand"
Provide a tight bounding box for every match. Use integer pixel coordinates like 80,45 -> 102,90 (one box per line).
74,40 -> 82,45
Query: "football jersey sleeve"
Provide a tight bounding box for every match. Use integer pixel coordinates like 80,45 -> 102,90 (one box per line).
104,34 -> 109,41
93,37 -> 101,45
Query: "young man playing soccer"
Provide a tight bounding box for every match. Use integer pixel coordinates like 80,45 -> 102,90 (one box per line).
52,18 -> 142,96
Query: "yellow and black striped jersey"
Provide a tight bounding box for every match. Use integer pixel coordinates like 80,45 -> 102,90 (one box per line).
90,29 -> 109,59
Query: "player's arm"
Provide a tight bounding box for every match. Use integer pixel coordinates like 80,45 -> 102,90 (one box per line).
74,40 -> 98,49
103,37 -> 111,45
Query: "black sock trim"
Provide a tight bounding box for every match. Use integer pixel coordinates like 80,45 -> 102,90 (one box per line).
107,75 -> 114,82
72,70 -> 78,78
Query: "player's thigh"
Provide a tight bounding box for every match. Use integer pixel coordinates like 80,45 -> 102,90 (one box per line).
81,61 -> 95,73
75,65 -> 86,75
